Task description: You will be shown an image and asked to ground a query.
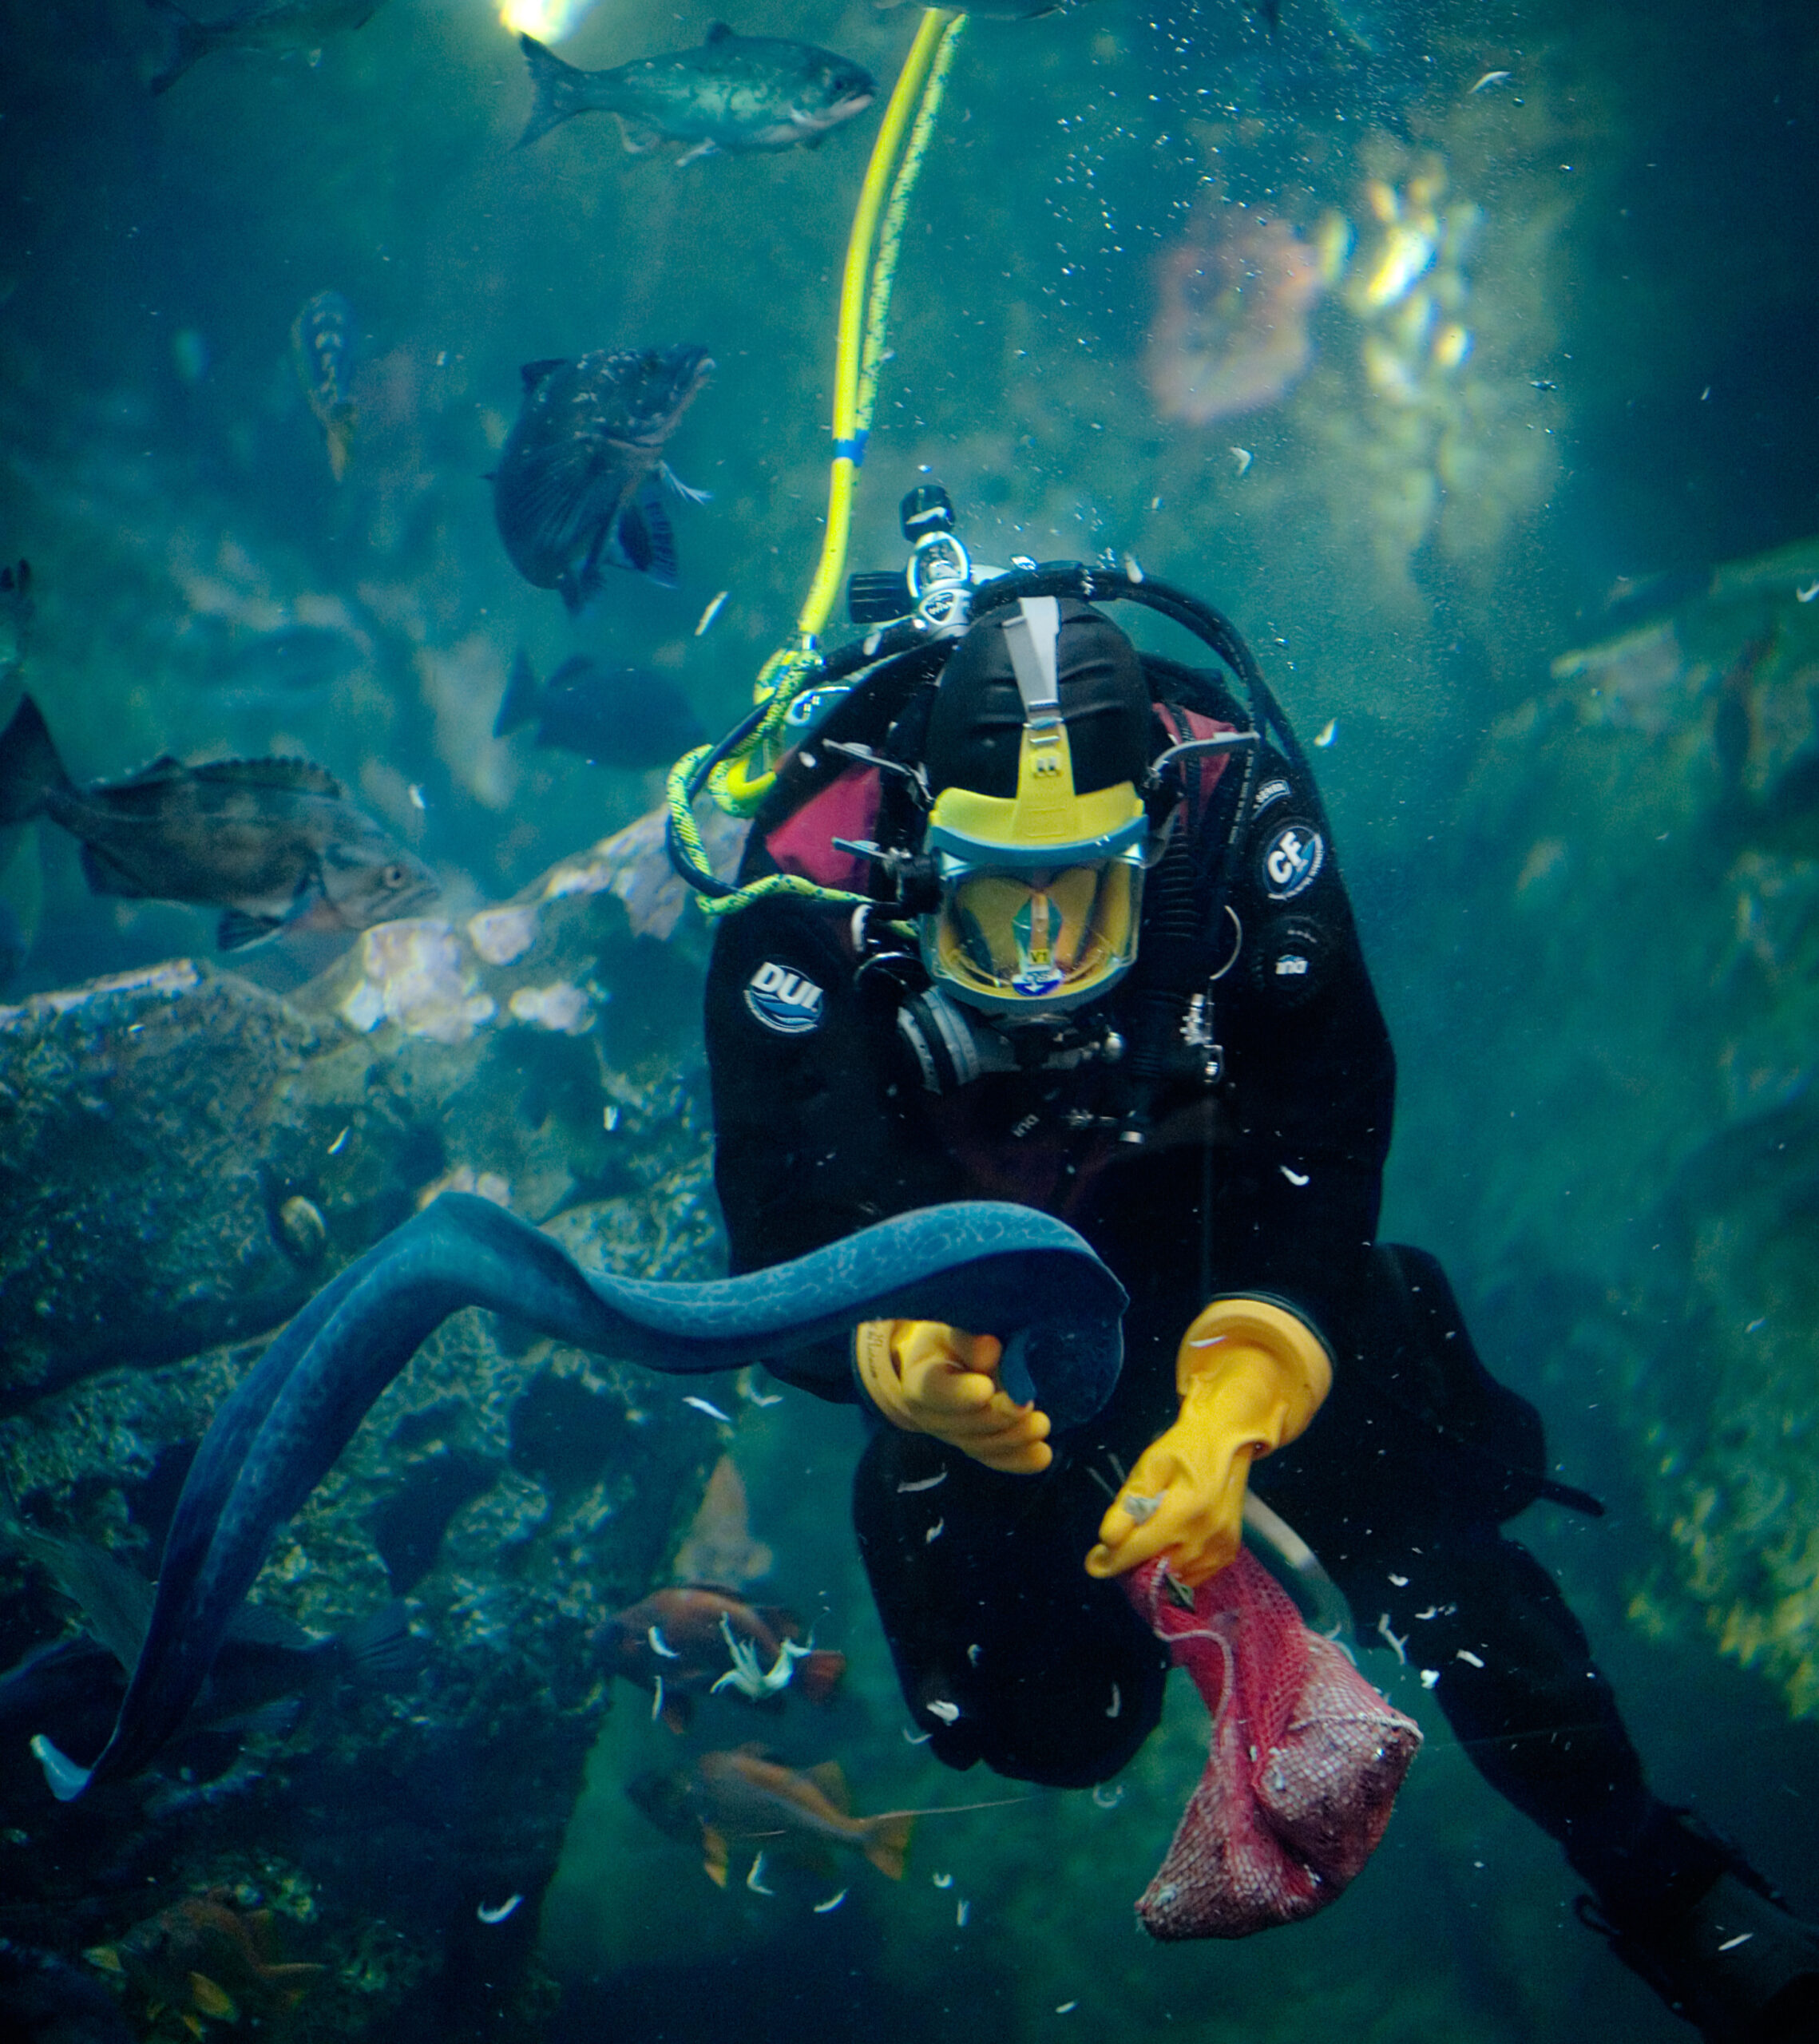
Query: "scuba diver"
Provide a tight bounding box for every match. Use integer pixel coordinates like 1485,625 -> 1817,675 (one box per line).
687,490 -> 1819,2043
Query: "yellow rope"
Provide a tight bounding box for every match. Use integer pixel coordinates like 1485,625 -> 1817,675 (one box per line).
705,7 -> 965,821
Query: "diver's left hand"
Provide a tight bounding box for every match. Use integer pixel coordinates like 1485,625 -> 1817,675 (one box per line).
1084,1299 -> 1332,1586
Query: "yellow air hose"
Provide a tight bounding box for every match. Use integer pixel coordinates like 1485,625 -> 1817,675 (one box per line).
667,6 -> 966,872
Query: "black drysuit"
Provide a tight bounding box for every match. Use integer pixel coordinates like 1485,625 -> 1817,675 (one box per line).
703,656 -> 1662,1904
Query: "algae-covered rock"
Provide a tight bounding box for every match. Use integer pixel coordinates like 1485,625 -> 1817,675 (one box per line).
1420,536 -> 1819,1719
0,806 -> 746,1408
0,807 -> 750,2042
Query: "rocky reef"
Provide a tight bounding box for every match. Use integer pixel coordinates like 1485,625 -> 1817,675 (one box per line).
0,808 -> 746,2041
1397,535 -> 1819,1721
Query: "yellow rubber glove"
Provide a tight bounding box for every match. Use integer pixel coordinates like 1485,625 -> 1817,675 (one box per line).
1084,1297 -> 1331,1586
854,1320 -> 1053,1475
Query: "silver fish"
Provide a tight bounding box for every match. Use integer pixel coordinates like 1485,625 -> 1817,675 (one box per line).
145,0 -> 385,95
517,24 -> 874,164
0,693 -> 438,951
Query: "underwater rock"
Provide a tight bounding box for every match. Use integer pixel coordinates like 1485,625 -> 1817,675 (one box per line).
0,804 -> 744,2038
1431,542 -> 1819,1718
0,802 -> 742,1407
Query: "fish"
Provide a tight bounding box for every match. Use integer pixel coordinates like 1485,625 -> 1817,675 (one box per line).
290,291 -> 356,482
145,0 -> 384,95
631,1745 -> 917,1885
88,1889 -> 323,2032
876,0 -> 1085,15
0,693 -> 438,952
493,648 -> 706,769
0,1496 -> 416,1777
594,1585 -> 844,1730
517,24 -> 876,164
671,1452 -> 774,1586
491,347 -> 712,613
187,619 -> 368,694
0,558 -> 32,683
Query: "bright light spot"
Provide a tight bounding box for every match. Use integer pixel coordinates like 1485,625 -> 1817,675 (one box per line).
498,0 -> 598,42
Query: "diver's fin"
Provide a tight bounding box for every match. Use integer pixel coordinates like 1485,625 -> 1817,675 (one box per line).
493,648 -> 542,739
515,35 -> 589,149
30,1733 -> 93,1803
0,695 -> 73,826
862,1811 -> 914,1881
217,909 -> 285,952
145,0 -> 215,94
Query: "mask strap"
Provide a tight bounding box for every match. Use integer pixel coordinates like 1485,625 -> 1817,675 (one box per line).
1002,596 -> 1061,723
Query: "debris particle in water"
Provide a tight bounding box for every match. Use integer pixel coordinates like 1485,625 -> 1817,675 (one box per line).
898,1471 -> 946,1494
327,1126 -> 350,1155
956,1899 -> 970,1927
695,590 -> 729,636
408,784 -> 426,810
933,1872 -> 953,1889
684,1396 -> 734,1424
813,1889 -> 848,1913
477,1895 -> 521,1924
1314,719 -> 1338,747
1092,1784 -> 1124,1809
747,1852 -> 775,1895
1468,69 -> 1512,92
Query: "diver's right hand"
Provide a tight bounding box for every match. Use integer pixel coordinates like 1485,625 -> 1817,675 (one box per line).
854,1320 -> 1053,1475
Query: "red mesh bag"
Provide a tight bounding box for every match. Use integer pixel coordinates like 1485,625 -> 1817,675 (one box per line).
1123,1547 -> 1422,1939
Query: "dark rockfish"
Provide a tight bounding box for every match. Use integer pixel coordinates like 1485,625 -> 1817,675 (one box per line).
493,648 -> 706,769
491,346 -> 712,614
595,1584 -> 844,1729
0,693 -> 438,951
517,25 -> 875,164
290,290 -> 356,482
145,0 -> 384,94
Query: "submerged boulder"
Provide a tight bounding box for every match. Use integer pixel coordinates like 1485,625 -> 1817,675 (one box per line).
0,807 -> 749,2041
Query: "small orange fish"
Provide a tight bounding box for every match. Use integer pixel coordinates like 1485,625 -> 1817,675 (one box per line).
596,1584 -> 844,1730
89,1887 -> 322,2036
683,1746 -> 915,1885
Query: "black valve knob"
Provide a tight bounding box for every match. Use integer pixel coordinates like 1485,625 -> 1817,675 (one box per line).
900,484 -> 955,543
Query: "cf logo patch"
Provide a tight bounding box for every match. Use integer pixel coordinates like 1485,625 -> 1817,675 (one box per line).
745,961 -> 825,1036
1261,822 -> 1325,901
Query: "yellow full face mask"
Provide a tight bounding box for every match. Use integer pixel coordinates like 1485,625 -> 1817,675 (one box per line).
931,853 -> 1143,1011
